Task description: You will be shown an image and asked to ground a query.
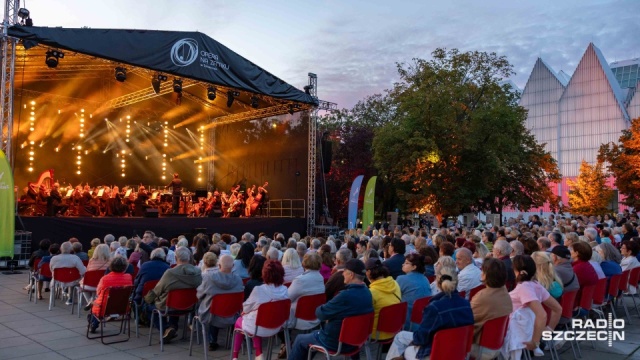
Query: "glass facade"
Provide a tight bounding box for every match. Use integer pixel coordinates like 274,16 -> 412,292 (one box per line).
611,63 -> 640,89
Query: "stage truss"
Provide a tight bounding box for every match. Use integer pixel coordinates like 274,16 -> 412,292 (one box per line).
0,3 -> 338,235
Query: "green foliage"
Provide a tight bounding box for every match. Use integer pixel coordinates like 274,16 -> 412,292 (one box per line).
599,117 -> 640,209
567,160 -> 613,215
372,48 -> 560,216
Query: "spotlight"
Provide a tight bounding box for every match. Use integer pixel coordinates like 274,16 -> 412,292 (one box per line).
173,79 -> 183,93
151,73 -> 167,94
251,96 -> 259,108
226,90 -> 239,108
304,84 -> 314,95
207,86 -> 217,101
45,50 -> 64,68
17,8 -> 29,19
114,67 -> 126,82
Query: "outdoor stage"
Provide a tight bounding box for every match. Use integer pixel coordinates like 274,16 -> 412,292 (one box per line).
17,216 -> 306,251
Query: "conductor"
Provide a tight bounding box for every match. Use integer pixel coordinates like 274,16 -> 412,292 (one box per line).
166,173 -> 182,214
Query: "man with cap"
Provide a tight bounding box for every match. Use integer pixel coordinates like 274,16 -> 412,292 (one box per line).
288,259 -> 374,360
550,245 -> 579,294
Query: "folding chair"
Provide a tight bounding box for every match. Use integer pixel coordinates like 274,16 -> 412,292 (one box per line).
429,324 -> 474,360
572,284 -> 596,358
283,293 -> 326,357
371,302 -> 408,360
555,290 -> 579,360
407,296 -> 431,330
307,312 -> 374,360
38,262 -> 53,304
49,267 -> 81,311
73,269 -> 106,317
86,285 -> 134,344
616,270 -> 633,323
134,279 -> 160,337
542,304 -> 561,360
473,315 -> 509,360
189,291 -> 244,359
427,275 -> 436,283
468,284 -> 486,302
232,298 -> 291,360
28,258 -> 41,303
148,287 -> 198,351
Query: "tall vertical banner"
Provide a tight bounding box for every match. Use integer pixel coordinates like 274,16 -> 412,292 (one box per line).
0,150 -> 15,257
362,176 -> 377,230
347,175 -> 364,229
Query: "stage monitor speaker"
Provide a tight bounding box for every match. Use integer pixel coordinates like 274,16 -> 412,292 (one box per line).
194,227 -> 207,234
165,213 -> 187,217
145,209 -> 159,218
194,189 -> 208,198
209,209 -> 223,218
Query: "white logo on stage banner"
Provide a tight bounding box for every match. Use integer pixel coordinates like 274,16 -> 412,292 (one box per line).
171,38 -> 199,67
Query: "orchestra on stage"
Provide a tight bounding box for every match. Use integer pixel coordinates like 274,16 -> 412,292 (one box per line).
16,170 -> 269,218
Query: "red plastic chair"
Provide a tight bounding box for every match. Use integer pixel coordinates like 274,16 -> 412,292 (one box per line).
468,284 -> 486,302
86,286 -> 134,344
556,290 -> 579,360
82,260 -> 89,267
459,291 -> 466,299
430,324 -> 474,360
307,312 -> 374,360
242,278 -> 250,286
627,267 -> 640,317
542,304 -> 562,360
279,292 -> 327,357
49,267 -> 82,311
134,279 -> 160,338
590,277 -> 609,319
284,282 -> 292,288
474,315 -> 509,360
189,291 -> 244,359
427,275 -> 436,283
617,270 -> 633,322
233,298 -> 292,360
372,302 -> 408,360
73,269 -> 106,317
410,296 -> 432,328
148,288 -> 198,351
133,265 -> 139,279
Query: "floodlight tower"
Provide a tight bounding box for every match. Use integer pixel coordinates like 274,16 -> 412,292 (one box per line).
0,0 -> 19,167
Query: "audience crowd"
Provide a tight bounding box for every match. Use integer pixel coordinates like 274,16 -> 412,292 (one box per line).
25,210 -> 640,360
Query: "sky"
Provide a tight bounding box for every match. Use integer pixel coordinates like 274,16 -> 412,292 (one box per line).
20,0 -> 640,109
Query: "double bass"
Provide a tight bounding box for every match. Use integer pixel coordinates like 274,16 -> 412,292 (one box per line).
244,185 -> 256,217
249,181 -> 268,216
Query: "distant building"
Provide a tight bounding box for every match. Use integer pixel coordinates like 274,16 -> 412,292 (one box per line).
517,43 -> 638,214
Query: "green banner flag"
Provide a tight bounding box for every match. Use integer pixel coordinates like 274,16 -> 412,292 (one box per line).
0,150 -> 14,257
362,176 -> 377,230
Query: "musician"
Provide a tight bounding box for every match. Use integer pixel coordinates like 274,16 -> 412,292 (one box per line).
48,182 -> 68,217
37,184 -> 49,205
134,186 -> 150,216
166,173 -> 182,214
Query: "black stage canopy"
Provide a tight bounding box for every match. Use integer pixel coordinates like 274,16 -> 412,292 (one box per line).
8,25 -> 317,105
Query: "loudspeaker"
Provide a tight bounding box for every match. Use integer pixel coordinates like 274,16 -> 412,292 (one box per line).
194,189 -> 208,198
145,209 -> 159,218
321,140 -> 333,173
209,209 -> 223,218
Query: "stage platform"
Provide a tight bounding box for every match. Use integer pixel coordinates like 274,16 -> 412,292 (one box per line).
17,216 -> 307,250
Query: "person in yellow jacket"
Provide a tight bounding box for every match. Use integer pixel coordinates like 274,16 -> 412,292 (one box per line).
365,258 -> 402,340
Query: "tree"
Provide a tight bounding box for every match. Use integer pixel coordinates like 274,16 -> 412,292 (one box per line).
599,117 -> 640,209
372,48 -> 560,218
567,160 -> 612,215
319,94 -> 395,222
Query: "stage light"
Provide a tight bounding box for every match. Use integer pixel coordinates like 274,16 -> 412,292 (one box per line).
115,67 -> 126,82
45,50 -> 64,68
173,79 -> 183,93
226,91 -> 239,108
17,8 -> 29,19
151,74 -> 167,94
251,96 -> 259,108
304,84 -> 314,95
207,86 -> 216,101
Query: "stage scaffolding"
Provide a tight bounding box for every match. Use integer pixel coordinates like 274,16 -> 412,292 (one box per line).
0,4 -> 339,236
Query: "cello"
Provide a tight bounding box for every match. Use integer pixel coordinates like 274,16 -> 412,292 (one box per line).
250,181 -> 268,216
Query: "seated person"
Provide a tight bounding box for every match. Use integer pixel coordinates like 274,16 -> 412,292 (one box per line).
87,256 -> 133,333
288,259 -> 373,360
196,254 -> 243,351
133,248 -> 170,305
37,243 -> 60,299
470,258 -> 513,359
385,265 -> 474,360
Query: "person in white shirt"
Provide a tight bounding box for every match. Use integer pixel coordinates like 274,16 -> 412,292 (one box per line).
455,248 -> 482,298
50,241 -> 87,305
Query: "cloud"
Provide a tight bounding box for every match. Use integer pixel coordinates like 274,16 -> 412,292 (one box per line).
284,0 -> 640,109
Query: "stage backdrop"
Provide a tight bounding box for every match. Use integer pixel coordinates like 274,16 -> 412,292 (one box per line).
0,150 -> 15,257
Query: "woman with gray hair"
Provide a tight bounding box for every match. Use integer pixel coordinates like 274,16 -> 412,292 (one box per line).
595,243 -> 622,278
296,242 -> 307,260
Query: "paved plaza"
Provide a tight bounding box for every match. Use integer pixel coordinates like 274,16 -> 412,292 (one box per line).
1,271 -> 640,360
